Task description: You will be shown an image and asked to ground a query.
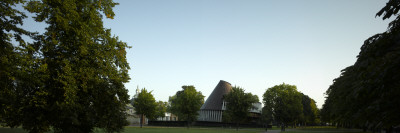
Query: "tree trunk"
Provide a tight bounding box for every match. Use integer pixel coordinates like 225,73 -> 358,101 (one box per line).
140,114 -> 143,128
236,122 -> 239,131
186,114 -> 190,129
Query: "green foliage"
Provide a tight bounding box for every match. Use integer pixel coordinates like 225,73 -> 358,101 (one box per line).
154,101 -> 168,120
132,88 -> 157,119
300,94 -> 319,125
223,87 -> 258,122
132,88 -> 157,128
262,83 -> 303,130
0,0 -> 23,121
168,86 -> 205,126
322,0 -> 400,131
1,0 -> 130,133
223,86 -> 258,130
0,0 -> 41,130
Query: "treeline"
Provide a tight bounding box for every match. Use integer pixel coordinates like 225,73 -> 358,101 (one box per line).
133,83 -> 320,132
321,1 -> 400,133
132,84 -> 320,131
131,86 -> 205,128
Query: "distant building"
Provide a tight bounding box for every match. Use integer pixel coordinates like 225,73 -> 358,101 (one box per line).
156,112 -> 179,121
197,80 -> 262,122
126,87 -> 149,125
126,104 -> 135,116
126,103 -> 142,125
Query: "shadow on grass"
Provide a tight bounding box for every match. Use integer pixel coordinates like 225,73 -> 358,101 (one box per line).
0,126 -> 264,133
283,126 -> 369,133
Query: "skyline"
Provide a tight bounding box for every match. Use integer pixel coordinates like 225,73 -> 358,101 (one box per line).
21,0 -> 393,108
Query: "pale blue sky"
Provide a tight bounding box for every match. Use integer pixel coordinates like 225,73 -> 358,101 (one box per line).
21,0 -> 392,108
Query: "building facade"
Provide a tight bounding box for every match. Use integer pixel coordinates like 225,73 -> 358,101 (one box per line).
197,80 -> 262,122
156,112 -> 179,121
197,80 -> 231,122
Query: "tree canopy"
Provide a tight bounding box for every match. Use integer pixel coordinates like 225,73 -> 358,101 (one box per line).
300,93 -> 319,126
132,88 -> 157,128
262,83 -> 303,131
0,0 -> 33,127
154,101 -> 168,121
223,86 -> 258,131
1,0 -> 130,132
168,85 -> 204,127
322,0 -> 400,132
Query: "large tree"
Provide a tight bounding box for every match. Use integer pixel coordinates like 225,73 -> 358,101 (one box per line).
262,83 -> 303,131
1,0 -> 131,133
223,86 -> 259,131
132,88 -> 157,128
0,0 -> 34,127
300,94 -> 319,126
322,1 -> 400,132
168,85 -> 204,128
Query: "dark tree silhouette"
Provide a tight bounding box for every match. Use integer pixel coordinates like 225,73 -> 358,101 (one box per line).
322,1 -> 400,132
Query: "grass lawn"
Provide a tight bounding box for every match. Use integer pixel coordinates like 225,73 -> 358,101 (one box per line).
0,126 -> 369,133
0,126 -> 264,133
283,126 -> 369,133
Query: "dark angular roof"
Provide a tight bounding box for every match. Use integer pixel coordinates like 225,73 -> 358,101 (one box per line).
200,80 -> 232,110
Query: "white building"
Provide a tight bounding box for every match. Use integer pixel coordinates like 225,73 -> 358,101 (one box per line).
156,112 -> 178,121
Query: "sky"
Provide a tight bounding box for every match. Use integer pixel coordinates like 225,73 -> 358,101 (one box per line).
21,0 -> 392,108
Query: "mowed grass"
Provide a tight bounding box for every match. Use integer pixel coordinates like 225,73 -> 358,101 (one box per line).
124,127 -> 264,133
0,126 -> 264,133
0,126 -> 370,133
284,126 -> 369,133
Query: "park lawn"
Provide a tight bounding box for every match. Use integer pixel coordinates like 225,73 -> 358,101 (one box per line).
126,127 -> 264,133
0,126 -> 264,133
283,126 -> 369,133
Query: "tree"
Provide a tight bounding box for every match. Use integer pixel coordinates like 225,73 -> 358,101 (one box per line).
132,88 -> 157,128
223,86 -> 258,131
0,0 -> 131,132
322,1 -> 400,132
300,94 -> 319,126
262,83 -> 303,131
168,85 -> 204,128
154,101 -> 168,121
0,0 -> 34,127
